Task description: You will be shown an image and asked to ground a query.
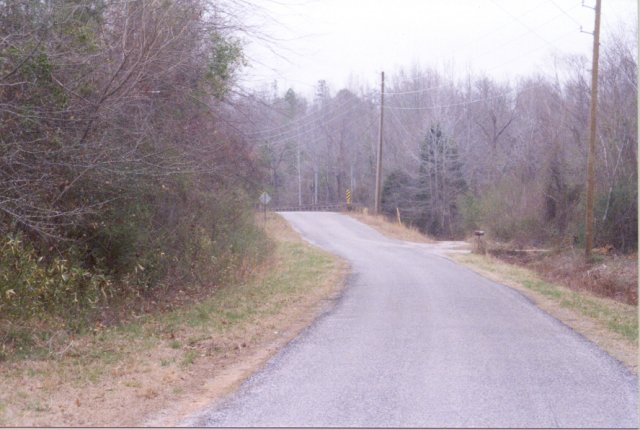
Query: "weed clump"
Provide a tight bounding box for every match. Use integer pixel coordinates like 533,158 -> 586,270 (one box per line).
0,234 -> 112,321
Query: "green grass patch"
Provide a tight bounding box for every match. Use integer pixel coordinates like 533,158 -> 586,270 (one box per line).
150,239 -> 334,338
160,357 -> 175,367
123,380 -> 141,388
454,253 -> 638,343
27,401 -> 49,413
86,348 -> 121,365
85,365 -> 105,384
181,350 -> 198,367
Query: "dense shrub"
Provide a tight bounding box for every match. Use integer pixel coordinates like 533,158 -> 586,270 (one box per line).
0,1 -> 268,336
0,234 -> 113,322
594,181 -> 638,253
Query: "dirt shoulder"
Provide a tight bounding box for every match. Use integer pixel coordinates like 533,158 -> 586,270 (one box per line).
347,211 -> 434,243
451,252 -> 638,374
0,213 -> 348,427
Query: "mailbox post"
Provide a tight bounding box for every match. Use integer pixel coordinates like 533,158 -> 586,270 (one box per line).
474,230 -> 486,255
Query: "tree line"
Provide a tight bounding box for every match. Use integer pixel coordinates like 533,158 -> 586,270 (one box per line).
0,0 -> 267,325
243,25 -> 637,252
0,0 -> 636,333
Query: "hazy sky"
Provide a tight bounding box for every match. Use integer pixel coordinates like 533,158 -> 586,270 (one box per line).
237,0 -> 637,97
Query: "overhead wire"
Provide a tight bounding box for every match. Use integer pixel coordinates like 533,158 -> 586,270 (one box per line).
244,0 -> 589,147
488,0 -> 557,48
253,99 -> 378,146
246,89 -> 371,137
383,1 -> 582,96
385,84 -> 543,111
387,105 -> 422,163
383,0 -> 558,95
258,109 -> 378,156
263,22 -> 573,139
467,4 -> 581,68
548,0 -> 583,26
383,24 -> 580,111
251,96 -> 375,144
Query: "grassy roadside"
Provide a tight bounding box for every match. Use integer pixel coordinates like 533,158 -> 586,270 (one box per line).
0,213 -> 348,426
452,253 -> 638,373
347,211 -> 434,243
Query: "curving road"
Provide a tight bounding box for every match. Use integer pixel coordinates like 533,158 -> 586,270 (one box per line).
188,212 -> 637,427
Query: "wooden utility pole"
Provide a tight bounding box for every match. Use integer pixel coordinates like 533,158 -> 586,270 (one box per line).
585,0 -> 601,258
374,71 -> 385,214
297,145 -> 302,206
314,170 -> 318,205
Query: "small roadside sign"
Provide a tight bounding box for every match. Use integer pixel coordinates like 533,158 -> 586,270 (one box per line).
259,192 -> 271,224
259,192 -> 271,206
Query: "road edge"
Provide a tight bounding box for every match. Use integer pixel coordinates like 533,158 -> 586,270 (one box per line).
144,217 -> 351,426
449,252 -> 638,375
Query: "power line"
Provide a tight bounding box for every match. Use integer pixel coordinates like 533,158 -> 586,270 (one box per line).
482,27 -> 579,73
387,105 -> 422,163
246,90 -> 370,137
245,2 -> 586,139
381,26 -> 578,112
254,101 -> 376,147
488,0 -> 557,48
385,83 -> 451,97
383,3 -> 581,97
384,84 -> 543,111
548,0 -> 583,26
252,98 -> 373,144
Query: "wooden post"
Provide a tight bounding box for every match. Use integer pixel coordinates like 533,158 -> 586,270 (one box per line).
374,71 -> 384,214
585,0 -> 601,258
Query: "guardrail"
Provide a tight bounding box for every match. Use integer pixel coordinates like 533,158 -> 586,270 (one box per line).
271,203 -> 348,212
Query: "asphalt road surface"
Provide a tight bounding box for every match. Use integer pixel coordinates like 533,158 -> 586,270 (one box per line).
189,212 -> 638,427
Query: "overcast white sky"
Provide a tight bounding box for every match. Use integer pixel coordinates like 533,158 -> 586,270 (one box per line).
236,0 -> 637,98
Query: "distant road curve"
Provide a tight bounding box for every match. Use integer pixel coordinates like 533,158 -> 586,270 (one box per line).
188,212 -> 637,428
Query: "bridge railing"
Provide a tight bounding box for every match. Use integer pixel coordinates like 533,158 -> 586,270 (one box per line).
271,203 -> 347,212
259,202 -> 369,213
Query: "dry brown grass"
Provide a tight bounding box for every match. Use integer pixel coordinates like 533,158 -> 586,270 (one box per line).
348,210 -> 434,243
488,248 -> 637,305
533,252 -> 637,305
0,213 -> 348,426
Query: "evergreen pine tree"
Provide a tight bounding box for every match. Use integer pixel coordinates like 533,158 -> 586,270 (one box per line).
416,124 -> 467,237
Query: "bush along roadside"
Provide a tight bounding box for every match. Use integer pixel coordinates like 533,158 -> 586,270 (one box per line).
0,1 -> 264,362
0,213 -> 346,427
0,234 -> 113,322
0,186 -> 271,362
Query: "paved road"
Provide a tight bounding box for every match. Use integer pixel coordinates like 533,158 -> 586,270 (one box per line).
190,212 -> 638,427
